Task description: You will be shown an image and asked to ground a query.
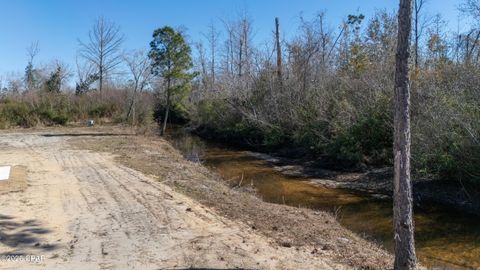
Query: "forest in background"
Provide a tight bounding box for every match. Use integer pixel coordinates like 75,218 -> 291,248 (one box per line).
0,1 -> 479,186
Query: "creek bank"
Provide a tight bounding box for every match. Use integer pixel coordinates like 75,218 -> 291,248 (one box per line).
251,149 -> 480,217
71,130 -> 394,269
192,125 -> 480,216
2,128 -> 357,270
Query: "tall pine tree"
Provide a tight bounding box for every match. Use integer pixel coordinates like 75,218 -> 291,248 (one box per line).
149,26 -> 194,135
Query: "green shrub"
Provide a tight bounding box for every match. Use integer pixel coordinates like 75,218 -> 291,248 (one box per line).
414,133 -> 480,184
263,126 -> 290,147
33,93 -> 73,125
291,119 -> 330,153
136,106 -> 154,126
0,90 -> 155,129
89,104 -> 113,118
153,101 -> 189,125
37,107 -> 70,125
0,100 -> 37,127
327,113 -> 392,166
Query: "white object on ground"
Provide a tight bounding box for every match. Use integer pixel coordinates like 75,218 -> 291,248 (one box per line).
0,166 -> 11,181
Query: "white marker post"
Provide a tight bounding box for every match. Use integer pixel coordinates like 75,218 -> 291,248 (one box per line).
0,166 -> 11,181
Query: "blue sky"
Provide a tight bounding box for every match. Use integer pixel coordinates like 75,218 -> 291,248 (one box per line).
0,0 -> 466,78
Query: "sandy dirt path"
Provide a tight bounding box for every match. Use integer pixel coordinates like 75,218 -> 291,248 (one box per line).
0,132 -> 346,270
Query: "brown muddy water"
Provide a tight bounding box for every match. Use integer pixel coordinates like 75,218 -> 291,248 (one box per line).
167,128 -> 480,270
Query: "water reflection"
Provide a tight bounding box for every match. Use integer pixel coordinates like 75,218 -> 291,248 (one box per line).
167,128 -> 480,270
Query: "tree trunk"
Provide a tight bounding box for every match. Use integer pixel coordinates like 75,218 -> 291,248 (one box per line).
238,38 -> 243,77
160,80 -> 171,136
126,81 -> 139,124
393,0 -> 417,269
211,53 -> 215,86
275,17 -> 283,83
229,30 -> 234,76
132,100 -> 136,126
126,94 -> 135,122
414,0 -> 419,69
99,60 -> 103,93
210,23 -> 216,86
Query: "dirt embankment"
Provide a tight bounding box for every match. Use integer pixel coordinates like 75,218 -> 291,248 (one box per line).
69,126 -> 394,269
0,126 -> 393,270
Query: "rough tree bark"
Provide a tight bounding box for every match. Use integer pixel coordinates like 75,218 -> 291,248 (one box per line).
393,0 -> 417,269
275,17 -> 283,83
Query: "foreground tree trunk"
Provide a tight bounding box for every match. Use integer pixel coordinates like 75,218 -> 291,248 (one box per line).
393,0 -> 417,269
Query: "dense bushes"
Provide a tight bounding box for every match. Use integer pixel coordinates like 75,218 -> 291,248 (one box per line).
187,10 -> 479,185
1,9 -> 478,187
190,69 -> 478,183
410,69 -> 480,184
0,100 -> 36,128
0,89 -> 155,128
192,92 -> 393,169
327,114 -> 393,166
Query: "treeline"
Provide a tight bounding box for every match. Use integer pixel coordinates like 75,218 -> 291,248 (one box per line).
0,19 -> 156,129
0,90 -> 154,128
0,3 -> 479,185
187,6 -> 479,184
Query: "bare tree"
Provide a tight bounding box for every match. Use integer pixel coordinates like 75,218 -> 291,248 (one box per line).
26,41 -> 40,64
413,0 -> 427,68
318,12 -> 329,66
222,20 -> 236,77
426,14 -> 448,66
6,73 -> 23,95
275,17 -> 283,83
195,42 -> 209,89
25,41 -> 40,91
393,0 -> 417,269
238,14 -> 253,78
459,0 -> 480,64
79,16 -> 124,93
460,0 -> 480,18
219,12 -> 253,86
203,21 -> 220,86
288,16 -> 322,92
124,49 -> 153,124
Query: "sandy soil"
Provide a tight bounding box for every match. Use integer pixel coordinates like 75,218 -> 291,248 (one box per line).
69,127 -> 393,269
0,129 -> 348,270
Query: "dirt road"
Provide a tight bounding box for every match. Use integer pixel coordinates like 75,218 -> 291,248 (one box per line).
0,131 -> 347,270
